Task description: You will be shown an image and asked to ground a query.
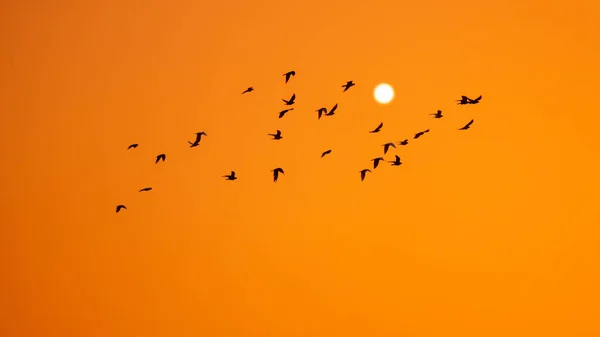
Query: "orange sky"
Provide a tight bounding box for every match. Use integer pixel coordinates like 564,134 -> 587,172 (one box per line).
1,0 -> 600,336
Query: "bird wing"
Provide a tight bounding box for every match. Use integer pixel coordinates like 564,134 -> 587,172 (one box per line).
291,93 -> 296,100
466,119 -> 474,126
474,95 -> 482,101
395,155 -> 400,161
231,171 -> 235,176
377,122 -> 383,129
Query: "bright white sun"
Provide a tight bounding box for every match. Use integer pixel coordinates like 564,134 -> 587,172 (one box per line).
374,83 -> 394,104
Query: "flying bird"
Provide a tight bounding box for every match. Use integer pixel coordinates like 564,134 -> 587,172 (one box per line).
116,205 -> 127,213
321,149 -> 332,158
223,171 -> 237,180
398,139 -> 408,146
316,107 -> 327,119
369,122 -> 384,133
272,167 -> 284,182
127,143 -> 138,150
430,110 -> 443,118
242,87 -> 254,94
188,131 -> 207,147
155,153 -> 166,163
414,129 -> 430,139
457,95 -> 482,105
389,155 -> 402,166
342,80 -> 355,92
268,130 -> 282,140
283,70 -> 296,83
279,108 -> 294,118
139,187 -> 152,192
359,169 -> 371,181
382,142 -> 396,154
371,157 -> 385,169
282,93 -> 296,105
325,103 -> 338,116
458,119 -> 474,130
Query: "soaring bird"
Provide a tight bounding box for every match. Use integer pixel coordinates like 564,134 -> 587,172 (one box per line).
316,107 -> 327,119
325,103 -> 338,116
459,119 -> 474,130
155,153 -> 166,163
342,80 -> 355,92
242,87 -> 254,94
382,142 -> 396,154
414,129 -> 430,139
283,70 -> 296,83
139,187 -> 152,192
223,171 -> 237,180
272,167 -> 284,182
369,122 -> 384,133
430,110 -> 443,118
359,169 -> 371,181
321,149 -> 332,158
398,139 -> 409,146
116,205 -> 127,213
371,157 -> 385,169
188,131 -> 207,147
389,155 -> 402,166
457,95 -> 482,105
268,130 -> 283,140
282,93 -> 296,105
279,108 -> 294,118
127,143 -> 138,150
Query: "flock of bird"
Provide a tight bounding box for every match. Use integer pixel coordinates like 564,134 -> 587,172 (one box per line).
115,70 -> 481,213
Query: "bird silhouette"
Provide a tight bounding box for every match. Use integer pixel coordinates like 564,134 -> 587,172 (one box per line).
223,171 -> 237,180
458,119 -> 474,130
414,129 -> 430,139
430,110 -> 443,118
268,130 -> 283,140
242,87 -> 254,94
188,131 -> 207,147
272,167 -> 284,182
321,149 -> 332,158
398,139 -> 409,146
127,143 -> 138,150
279,108 -> 294,118
342,81 -> 355,92
325,103 -> 338,116
116,205 -> 127,213
359,169 -> 371,181
155,154 -> 166,163
282,93 -> 296,105
369,122 -> 384,133
457,95 -> 482,105
283,70 -> 296,83
389,155 -> 402,166
382,142 -> 396,154
139,187 -> 152,192
316,107 -> 327,119
371,157 -> 385,169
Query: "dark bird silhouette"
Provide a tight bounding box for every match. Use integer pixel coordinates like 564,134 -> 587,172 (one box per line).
321,149 -> 332,158
371,157 -> 385,169
268,130 -> 282,140
382,142 -> 396,154
127,143 -> 138,150
430,110 -> 443,118
342,81 -> 355,92
139,187 -> 152,192
223,171 -> 237,180
389,155 -> 402,166
279,108 -> 294,118
188,131 -> 207,147
116,205 -> 127,213
325,103 -> 338,116
359,169 -> 371,181
458,119 -> 474,130
414,129 -> 430,139
272,167 -> 284,182
457,95 -> 482,105
369,122 -> 384,133
155,153 -> 166,163
282,93 -> 296,105
242,87 -> 254,94
283,70 -> 296,83
316,107 -> 327,119
398,139 -> 408,146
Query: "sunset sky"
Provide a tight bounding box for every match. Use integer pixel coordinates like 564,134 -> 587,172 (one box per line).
1,0 -> 600,336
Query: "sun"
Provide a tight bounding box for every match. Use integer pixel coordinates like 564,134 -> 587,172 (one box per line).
374,83 -> 394,104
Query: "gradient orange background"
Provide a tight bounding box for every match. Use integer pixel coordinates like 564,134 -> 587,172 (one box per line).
2,0 -> 600,336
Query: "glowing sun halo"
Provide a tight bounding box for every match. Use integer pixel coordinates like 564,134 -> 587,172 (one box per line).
374,83 -> 394,104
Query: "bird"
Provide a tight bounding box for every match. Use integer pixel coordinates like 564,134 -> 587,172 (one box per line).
359,169 -> 371,181
282,93 -> 296,105
382,142 -> 396,154
188,131 -> 207,147
116,205 -> 127,213
369,122 -> 384,133
430,110 -> 443,118
283,70 -> 296,83
342,81 -> 355,92
223,171 -> 237,180
321,149 -> 332,158
456,95 -> 482,105
155,153 -> 166,163
325,103 -> 338,116
389,155 -> 402,166
242,87 -> 254,94
414,129 -> 430,139
371,157 -> 385,169
279,108 -> 293,118
398,139 -> 409,146
127,143 -> 138,150
272,167 -> 284,182
316,107 -> 327,119
458,119 -> 474,130
268,130 -> 283,140
139,187 -> 152,192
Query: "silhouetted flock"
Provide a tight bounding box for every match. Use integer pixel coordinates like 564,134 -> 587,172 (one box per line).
116,71 -> 481,213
